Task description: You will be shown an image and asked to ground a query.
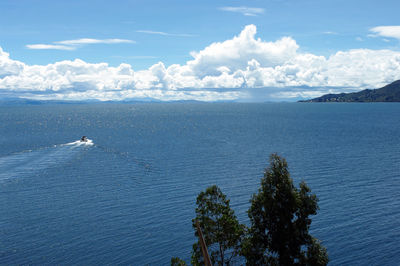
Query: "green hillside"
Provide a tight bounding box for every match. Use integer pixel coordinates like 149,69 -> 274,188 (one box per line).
300,80 -> 400,102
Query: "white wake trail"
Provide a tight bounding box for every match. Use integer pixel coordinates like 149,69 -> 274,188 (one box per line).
61,138 -> 94,147
0,139 -> 94,182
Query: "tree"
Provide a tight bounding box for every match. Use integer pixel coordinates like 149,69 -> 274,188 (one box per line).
191,185 -> 244,265
171,257 -> 187,266
242,154 -> 328,265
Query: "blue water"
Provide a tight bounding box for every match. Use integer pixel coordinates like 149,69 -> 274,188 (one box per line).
0,103 -> 399,265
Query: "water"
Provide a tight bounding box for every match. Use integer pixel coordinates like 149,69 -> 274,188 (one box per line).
0,103 -> 399,265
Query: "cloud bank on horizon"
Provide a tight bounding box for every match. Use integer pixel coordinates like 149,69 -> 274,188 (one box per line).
1,24 -> 400,102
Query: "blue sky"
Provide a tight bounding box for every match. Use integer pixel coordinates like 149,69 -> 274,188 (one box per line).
1,0 -> 400,101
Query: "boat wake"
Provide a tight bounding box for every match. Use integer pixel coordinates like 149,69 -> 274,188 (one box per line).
0,139 -> 94,182
62,138 -> 94,147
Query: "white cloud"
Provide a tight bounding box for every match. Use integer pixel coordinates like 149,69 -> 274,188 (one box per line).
3,25 -> 400,101
136,30 -> 194,37
322,31 -> 338,35
26,44 -> 76,50
56,38 -> 135,45
0,47 -> 24,78
26,38 -> 135,51
136,30 -> 171,36
370,26 -> 400,40
219,6 -> 265,16
187,25 -> 299,77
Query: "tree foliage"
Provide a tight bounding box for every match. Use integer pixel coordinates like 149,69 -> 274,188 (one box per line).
173,154 -> 328,266
171,257 -> 187,266
242,153 -> 328,265
191,185 -> 244,265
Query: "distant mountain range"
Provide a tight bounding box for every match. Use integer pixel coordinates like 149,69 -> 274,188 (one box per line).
2,80 -> 400,104
0,97 -> 207,105
300,80 -> 400,102
0,98 -> 98,105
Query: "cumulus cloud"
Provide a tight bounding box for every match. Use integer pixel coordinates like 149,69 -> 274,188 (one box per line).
187,25 -> 298,77
370,26 -> 400,40
0,47 -> 25,78
3,25 -> 400,101
219,6 -> 265,16
26,38 -> 135,50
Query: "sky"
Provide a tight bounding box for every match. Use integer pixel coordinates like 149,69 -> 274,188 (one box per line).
1,0 -> 400,102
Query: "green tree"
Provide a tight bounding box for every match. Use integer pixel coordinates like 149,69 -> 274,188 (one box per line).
243,154 -> 328,265
192,185 -> 244,265
171,257 -> 187,266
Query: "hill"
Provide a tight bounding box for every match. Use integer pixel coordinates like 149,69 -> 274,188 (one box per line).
300,80 -> 400,102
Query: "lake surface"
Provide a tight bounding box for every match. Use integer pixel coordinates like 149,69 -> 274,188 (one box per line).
0,103 -> 399,265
